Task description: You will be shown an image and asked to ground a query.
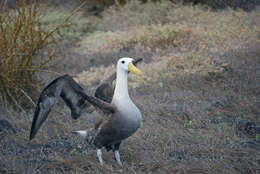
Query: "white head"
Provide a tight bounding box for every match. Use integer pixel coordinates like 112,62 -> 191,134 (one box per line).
117,57 -> 142,75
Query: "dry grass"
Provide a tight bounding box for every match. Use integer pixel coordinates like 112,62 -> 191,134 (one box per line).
96,0 -> 176,31
0,1 -> 89,107
77,1 -> 259,55
79,0 -> 260,11
71,3 -> 260,173
80,24 -> 191,54
183,0 -> 260,10
0,1 -> 260,174
38,5 -> 96,41
0,0 -> 58,107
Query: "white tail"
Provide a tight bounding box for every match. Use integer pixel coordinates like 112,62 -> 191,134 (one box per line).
72,130 -> 88,138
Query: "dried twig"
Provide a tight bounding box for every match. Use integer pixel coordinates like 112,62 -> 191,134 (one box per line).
20,89 -> 36,107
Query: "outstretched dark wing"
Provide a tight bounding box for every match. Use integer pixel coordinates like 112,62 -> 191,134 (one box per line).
29,58 -> 142,140
29,74 -> 92,140
94,58 -> 142,103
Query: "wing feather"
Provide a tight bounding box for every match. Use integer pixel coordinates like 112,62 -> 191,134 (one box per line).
29,75 -> 91,140
29,58 -> 142,140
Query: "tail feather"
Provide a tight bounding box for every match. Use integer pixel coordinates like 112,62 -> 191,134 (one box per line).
72,128 -> 97,144
72,130 -> 88,138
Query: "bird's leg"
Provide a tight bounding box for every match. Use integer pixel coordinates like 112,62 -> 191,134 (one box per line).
97,149 -> 104,165
114,150 -> 123,167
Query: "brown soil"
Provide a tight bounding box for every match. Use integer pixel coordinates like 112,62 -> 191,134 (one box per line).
0,2 -> 260,174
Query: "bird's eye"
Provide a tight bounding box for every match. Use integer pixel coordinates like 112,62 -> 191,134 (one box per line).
121,61 -> 125,64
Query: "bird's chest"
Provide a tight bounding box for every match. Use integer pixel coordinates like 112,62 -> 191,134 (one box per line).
112,99 -> 142,132
114,99 -> 141,118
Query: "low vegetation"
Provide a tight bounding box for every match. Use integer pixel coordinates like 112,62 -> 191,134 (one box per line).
0,1 -> 58,107
38,5 -> 96,41
182,0 -> 260,10
0,0 -> 260,173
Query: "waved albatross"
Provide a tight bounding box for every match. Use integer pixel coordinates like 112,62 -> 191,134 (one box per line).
29,57 -> 142,166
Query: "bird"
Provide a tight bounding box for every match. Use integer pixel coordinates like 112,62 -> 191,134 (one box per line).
29,57 -> 143,166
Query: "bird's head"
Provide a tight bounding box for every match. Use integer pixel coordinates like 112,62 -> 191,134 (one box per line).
117,57 -> 142,75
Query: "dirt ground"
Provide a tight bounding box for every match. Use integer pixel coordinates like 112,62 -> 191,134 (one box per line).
0,1 -> 260,174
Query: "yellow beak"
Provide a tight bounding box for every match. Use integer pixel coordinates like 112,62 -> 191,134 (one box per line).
128,62 -> 142,75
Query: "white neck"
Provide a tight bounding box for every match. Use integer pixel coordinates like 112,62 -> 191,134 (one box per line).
112,69 -> 130,102
111,61 -> 142,124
